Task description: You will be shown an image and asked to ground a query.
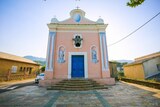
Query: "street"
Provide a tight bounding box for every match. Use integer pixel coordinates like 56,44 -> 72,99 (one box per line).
0,81 -> 37,93
0,79 -> 37,93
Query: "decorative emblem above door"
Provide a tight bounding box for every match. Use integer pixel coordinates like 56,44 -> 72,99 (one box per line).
72,34 -> 83,48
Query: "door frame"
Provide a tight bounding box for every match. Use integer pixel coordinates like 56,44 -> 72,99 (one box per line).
68,52 -> 88,79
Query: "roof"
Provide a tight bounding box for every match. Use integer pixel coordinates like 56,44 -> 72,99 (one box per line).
135,51 -> 160,61
124,51 -> 160,67
0,52 -> 38,65
109,61 -> 117,64
124,60 -> 143,67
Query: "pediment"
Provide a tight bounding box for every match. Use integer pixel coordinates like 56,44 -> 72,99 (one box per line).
51,9 -> 98,25
59,17 -> 96,24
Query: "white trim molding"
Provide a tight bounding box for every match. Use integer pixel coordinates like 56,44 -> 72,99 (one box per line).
68,52 -> 88,79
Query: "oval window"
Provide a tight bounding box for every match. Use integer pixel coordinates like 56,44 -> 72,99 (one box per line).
73,14 -> 81,23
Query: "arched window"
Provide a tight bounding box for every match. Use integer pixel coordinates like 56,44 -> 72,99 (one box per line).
58,46 -> 65,63
91,46 -> 98,63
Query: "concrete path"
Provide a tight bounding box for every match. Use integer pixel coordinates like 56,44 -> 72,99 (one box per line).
0,81 -> 159,107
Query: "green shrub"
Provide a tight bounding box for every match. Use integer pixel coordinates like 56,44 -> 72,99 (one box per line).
41,66 -> 45,72
118,71 -> 124,80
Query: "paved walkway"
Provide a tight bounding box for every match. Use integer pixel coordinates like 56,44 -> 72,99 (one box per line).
0,81 -> 159,107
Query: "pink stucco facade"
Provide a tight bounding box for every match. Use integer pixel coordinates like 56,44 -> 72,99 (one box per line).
39,9 -> 115,87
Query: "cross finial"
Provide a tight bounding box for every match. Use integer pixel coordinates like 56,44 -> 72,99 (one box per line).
75,0 -> 80,9
76,6 -> 80,9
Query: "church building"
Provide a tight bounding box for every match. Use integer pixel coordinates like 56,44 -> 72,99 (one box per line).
40,9 -> 115,86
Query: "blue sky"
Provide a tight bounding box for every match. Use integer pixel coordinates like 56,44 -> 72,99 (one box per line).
0,0 -> 160,60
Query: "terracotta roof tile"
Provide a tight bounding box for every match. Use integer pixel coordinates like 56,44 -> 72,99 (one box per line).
0,52 -> 38,65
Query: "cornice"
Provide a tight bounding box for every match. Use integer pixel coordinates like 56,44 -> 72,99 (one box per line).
47,24 -> 108,31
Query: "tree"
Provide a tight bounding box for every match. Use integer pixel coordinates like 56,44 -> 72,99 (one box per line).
44,0 -> 145,8
127,0 -> 145,7
40,66 -> 45,72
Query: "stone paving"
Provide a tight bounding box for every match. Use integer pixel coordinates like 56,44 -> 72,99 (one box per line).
0,81 -> 160,107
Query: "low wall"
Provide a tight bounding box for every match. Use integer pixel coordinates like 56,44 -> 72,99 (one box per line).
0,74 -> 36,82
0,75 -> 8,81
121,77 -> 160,89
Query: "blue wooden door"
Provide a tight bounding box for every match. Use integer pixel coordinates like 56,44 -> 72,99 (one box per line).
71,55 -> 84,78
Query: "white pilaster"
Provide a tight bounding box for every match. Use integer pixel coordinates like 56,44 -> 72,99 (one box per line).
99,33 -> 105,71
99,32 -> 109,71
50,32 -> 56,71
104,34 -> 109,70
45,33 -> 51,71
45,32 -> 56,71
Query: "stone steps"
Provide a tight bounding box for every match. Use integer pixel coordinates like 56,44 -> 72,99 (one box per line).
47,79 -> 108,91
52,84 -> 94,87
47,87 -> 107,91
